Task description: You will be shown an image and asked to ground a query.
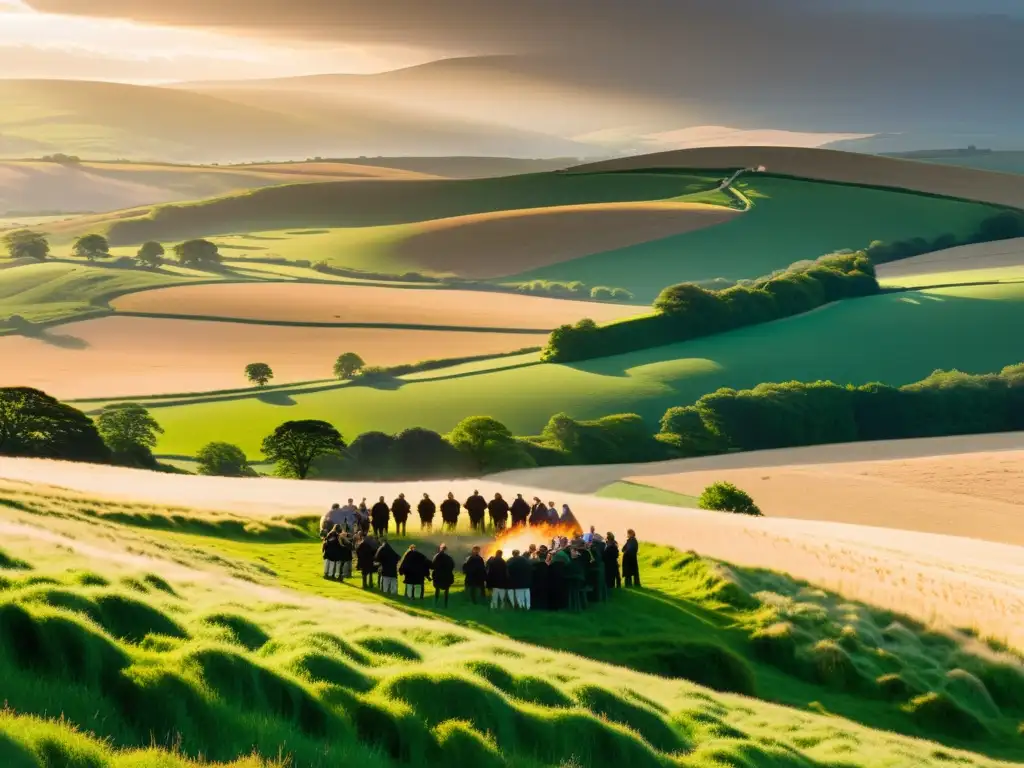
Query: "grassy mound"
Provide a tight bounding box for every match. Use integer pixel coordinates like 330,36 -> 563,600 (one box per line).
1,487 -> 1022,767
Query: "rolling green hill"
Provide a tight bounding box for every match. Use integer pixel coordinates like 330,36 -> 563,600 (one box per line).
505,175 -> 1004,299
39,168 -> 1008,302
102,281 -> 1024,457
0,261 -> 208,332
1,480 -> 1020,766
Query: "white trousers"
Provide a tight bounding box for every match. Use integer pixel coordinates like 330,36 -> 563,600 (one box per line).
490,588 -> 509,609
513,588 -> 531,610
405,584 -> 423,599
381,576 -> 398,594
324,559 -> 340,577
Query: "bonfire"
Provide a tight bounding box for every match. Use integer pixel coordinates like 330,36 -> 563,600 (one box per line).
484,522 -> 585,557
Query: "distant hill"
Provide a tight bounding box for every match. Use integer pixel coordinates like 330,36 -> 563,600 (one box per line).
0,78 -> 591,163
882,149 -> 1024,176
0,160 -> 438,217
573,146 -> 1024,209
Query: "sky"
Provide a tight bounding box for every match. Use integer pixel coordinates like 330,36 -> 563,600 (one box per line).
0,0 -> 437,81
2,0 -> 1021,83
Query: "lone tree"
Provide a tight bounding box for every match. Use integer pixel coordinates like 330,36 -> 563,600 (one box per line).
72,233 -> 110,262
262,420 -> 345,479
333,352 -> 366,380
173,239 -> 221,269
96,403 -> 163,467
447,415 -> 535,473
245,363 -> 274,387
3,230 -> 49,261
698,481 -> 763,516
196,442 -> 253,477
0,387 -> 109,462
136,241 -> 165,268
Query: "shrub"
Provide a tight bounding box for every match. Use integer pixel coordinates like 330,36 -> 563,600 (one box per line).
196,442 -> 254,477
698,482 -> 762,516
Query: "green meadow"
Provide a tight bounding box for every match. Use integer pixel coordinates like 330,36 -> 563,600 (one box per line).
507,176 -> 1005,300
1,482 -> 1021,767
113,281 -> 1024,457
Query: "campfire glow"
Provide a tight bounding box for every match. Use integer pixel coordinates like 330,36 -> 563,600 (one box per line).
483,522 -> 585,557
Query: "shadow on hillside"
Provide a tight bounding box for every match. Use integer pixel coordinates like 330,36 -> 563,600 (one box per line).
256,391 -> 297,406
19,325 -> 89,350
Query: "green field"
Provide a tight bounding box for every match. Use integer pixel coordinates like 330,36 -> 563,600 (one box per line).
880,266 -> 1024,288
507,176 -> 1006,300
0,261 -> 211,332
124,282 -> 1024,457
594,481 -> 701,508
32,169 -> 1008,303
2,482 -> 1020,767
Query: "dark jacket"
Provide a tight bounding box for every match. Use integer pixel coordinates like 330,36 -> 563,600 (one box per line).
399,549 -> 431,585
622,538 -> 639,570
462,553 -> 487,587
485,555 -> 509,589
371,502 -> 390,525
440,498 -> 461,522
356,539 -> 377,571
465,494 -> 487,519
603,542 -> 620,569
488,498 -> 510,523
530,558 -> 550,609
391,498 -> 411,523
431,551 -> 456,590
375,542 -> 400,578
336,538 -> 353,563
322,532 -> 343,560
418,498 -> 436,522
529,503 -> 549,526
510,497 -> 530,524
507,555 -> 532,590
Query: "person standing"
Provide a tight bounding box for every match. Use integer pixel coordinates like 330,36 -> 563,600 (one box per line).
622,529 -> 640,588
559,504 -> 583,538
321,504 -> 344,537
603,532 -> 621,589
507,549 -> 532,610
371,496 -> 390,539
358,498 -> 371,536
547,501 -> 560,525
391,493 -> 410,537
356,535 -> 377,590
338,532 -> 354,580
462,545 -> 487,604
440,493 -> 461,532
418,493 -> 436,531
488,493 -> 510,533
375,539 -> 400,595
486,549 -> 510,609
529,497 -> 548,527
530,547 -> 551,610
465,490 -> 487,532
340,498 -> 359,532
510,494 -> 530,528
322,524 -> 344,579
431,543 -> 456,608
399,544 -> 431,599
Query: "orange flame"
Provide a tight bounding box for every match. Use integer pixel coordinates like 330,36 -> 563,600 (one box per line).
483,522 -> 584,557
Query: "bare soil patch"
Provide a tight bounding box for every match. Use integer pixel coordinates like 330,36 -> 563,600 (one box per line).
391,201 -> 739,278
0,316 -> 546,398
573,146 -> 1024,208
110,282 -> 648,328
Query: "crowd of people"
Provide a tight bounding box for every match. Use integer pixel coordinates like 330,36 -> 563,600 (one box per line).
320,491 -> 585,536
319,491 -> 641,611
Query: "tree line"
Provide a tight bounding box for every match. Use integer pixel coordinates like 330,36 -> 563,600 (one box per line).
2,361 -> 1022,478
2,230 -> 222,270
544,251 -> 879,363
542,208 -> 1024,364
